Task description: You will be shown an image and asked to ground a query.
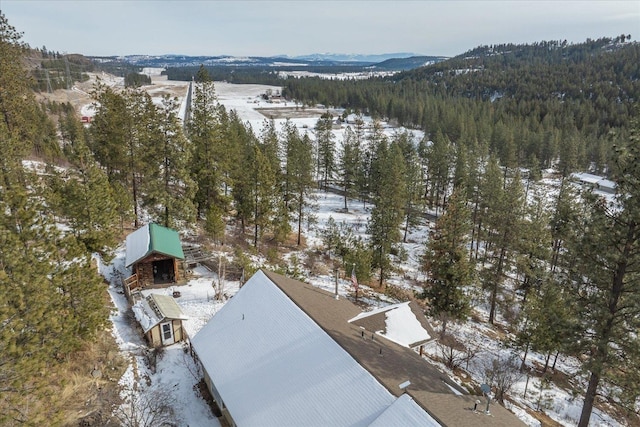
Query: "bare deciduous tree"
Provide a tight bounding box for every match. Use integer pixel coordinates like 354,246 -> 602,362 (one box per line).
436,334 -> 481,371
482,355 -> 522,404
114,385 -> 175,427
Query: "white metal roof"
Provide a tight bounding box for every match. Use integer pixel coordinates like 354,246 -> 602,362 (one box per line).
192,270 -> 438,426
132,294 -> 187,333
125,224 -> 150,268
369,394 -> 441,427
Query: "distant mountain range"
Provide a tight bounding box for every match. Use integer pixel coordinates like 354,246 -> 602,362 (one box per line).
89,53 -> 449,71
287,52 -> 420,62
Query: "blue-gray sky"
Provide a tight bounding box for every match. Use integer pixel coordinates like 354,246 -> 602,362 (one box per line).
1,1 -> 638,57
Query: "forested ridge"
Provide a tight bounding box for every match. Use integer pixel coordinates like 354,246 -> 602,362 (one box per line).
2,9 -> 640,426
283,37 -> 639,176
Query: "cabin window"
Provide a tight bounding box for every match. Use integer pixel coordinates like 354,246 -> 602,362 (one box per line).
161,322 -> 174,344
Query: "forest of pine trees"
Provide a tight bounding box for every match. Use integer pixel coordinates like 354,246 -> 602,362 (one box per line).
2,9 -> 640,425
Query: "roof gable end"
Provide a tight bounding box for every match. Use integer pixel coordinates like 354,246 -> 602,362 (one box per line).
125,223 -> 184,267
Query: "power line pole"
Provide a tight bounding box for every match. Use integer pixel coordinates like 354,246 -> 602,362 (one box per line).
64,56 -> 72,90
45,69 -> 53,93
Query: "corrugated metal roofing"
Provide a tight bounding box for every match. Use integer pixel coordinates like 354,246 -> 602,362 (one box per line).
132,294 -> 187,333
151,294 -> 188,321
369,394 -> 440,427
192,270 -> 437,427
125,223 -> 185,267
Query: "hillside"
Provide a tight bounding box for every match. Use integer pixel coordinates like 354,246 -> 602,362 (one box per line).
398,36 -> 639,104
370,55 -> 448,71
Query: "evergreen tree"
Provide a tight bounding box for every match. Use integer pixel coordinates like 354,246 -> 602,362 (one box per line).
188,65 -> 225,217
568,118 -> 640,426
482,169 -> 525,324
89,86 -> 155,227
283,122 -> 314,245
421,187 -> 475,336
474,155 -> 503,261
361,119 -> 387,202
394,131 -> 423,242
49,124 -> 121,255
368,142 -> 406,286
205,204 -> 226,246
0,15 -> 109,420
426,130 -> 452,214
143,95 -> 196,227
315,112 -> 336,190
89,84 -> 130,181
513,276 -> 571,372
253,143 -> 278,247
338,126 -> 360,211
549,179 -> 580,272
515,195 -> 552,306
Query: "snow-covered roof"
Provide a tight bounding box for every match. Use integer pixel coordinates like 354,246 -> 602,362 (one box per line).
125,223 -> 185,267
570,172 -> 617,191
132,294 -> 188,333
350,301 -> 432,348
369,394 -> 440,427
191,270 -> 440,427
571,172 -> 602,185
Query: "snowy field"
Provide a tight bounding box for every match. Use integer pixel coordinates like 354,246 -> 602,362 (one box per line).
95,80 -> 623,427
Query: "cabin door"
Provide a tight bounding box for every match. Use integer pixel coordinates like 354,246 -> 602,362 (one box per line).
160,322 -> 174,345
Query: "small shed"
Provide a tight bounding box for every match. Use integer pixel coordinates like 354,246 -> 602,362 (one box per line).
125,223 -> 185,290
132,294 -> 188,347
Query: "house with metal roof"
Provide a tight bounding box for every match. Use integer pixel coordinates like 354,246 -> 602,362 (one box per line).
570,172 -> 617,194
124,223 -> 185,297
192,270 -> 526,427
132,294 -> 188,347
191,270 -> 440,427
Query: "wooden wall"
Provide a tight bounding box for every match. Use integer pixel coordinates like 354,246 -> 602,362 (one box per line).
145,319 -> 185,347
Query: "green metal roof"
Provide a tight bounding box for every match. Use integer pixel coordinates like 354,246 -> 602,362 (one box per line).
125,223 -> 185,267
149,223 -> 185,260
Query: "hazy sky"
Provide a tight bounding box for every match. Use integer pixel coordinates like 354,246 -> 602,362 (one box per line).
1,1 -> 638,57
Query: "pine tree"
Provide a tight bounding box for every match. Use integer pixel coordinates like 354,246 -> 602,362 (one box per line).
483,169 -> 525,324
0,16 -> 109,421
89,86 -> 155,227
549,179 -> 580,272
49,125 -> 121,255
315,112 -> 336,191
568,117 -> 640,426
188,65 -> 225,217
515,195 -> 552,306
338,126 -> 361,211
244,141 -> 277,247
426,130 -> 452,214
513,276 -> 571,372
368,142 -> 406,286
394,131 -> 423,242
143,95 -> 196,227
205,203 -> 226,245
422,187 -> 475,336
283,122 -> 314,245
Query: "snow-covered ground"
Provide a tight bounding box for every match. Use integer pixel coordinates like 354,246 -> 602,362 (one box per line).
100,248 -> 228,427
96,80 -> 625,427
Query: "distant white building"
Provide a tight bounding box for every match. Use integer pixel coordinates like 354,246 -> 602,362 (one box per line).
570,172 -> 616,194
